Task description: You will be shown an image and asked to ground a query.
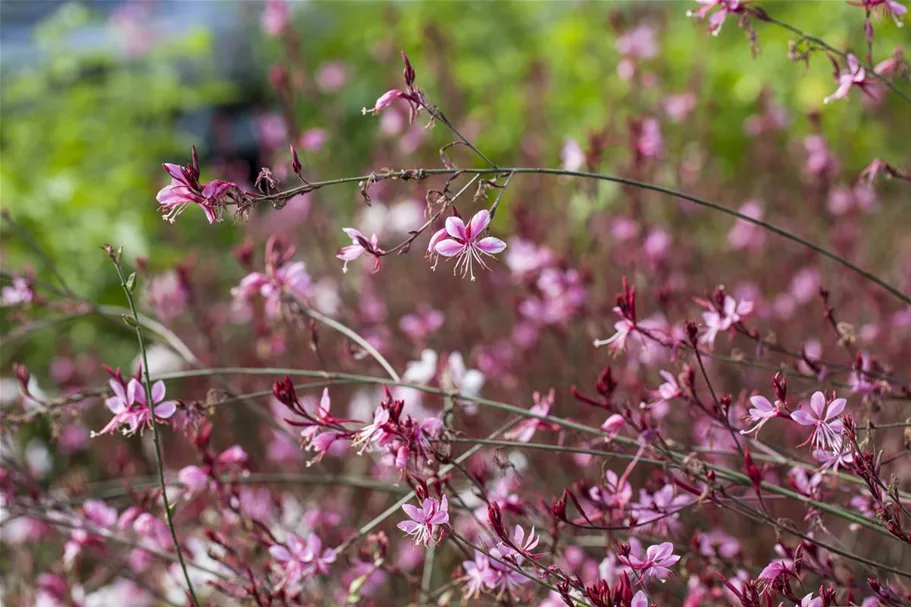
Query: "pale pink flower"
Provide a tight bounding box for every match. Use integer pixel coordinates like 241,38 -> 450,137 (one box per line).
740,395 -> 782,436
91,378 -> 176,437
757,557 -> 795,585
429,210 -> 507,280
664,93 -> 697,122
798,594 -> 823,607
824,54 -> 875,104
261,0 -> 290,36
505,389 -> 556,443
561,138 -> 585,171
269,532 -> 336,593
461,552 -> 496,599
399,307 -> 444,340
616,25 -> 659,59
854,0 -> 907,25
337,228 -> 381,273
601,414 -> 626,440
1,276 -> 34,306
632,590 -> 650,607
593,308 -> 641,352
316,61 -> 348,93
635,118 -> 664,159
727,201 -> 766,251
620,541 -> 680,582
177,465 -> 209,495
700,296 -> 753,347
790,391 -> 847,451
362,89 -> 405,116
397,495 -> 449,546
232,260 -> 312,319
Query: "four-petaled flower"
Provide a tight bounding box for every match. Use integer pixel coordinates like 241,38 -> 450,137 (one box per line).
619,541 -> 680,582
505,389 -> 558,443
739,394 -> 782,436
92,378 -> 177,437
790,391 -> 847,451
398,495 -> 449,546
337,228 -> 382,273
428,210 -> 507,281
688,0 -> 747,36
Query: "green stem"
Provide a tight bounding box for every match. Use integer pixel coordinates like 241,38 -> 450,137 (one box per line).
107,247 -> 200,607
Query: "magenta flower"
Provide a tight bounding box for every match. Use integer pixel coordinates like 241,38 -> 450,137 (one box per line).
428,210 -> 506,280
757,558 -> 795,585
91,378 -> 177,437
157,151 -> 240,224
790,391 -> 846,451
739,395 -> 782,436
824,54 -> 875,104
397,495 -> 449,546
337,228 -> 382,274
495,524 -> 541,562
620,541 -> 681,582
851,0 -> 907,25
269,532 -> 336,593
261,0 -> 289,36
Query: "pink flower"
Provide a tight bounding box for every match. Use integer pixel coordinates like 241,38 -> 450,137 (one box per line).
824,54 -> 875,104
337,228 -> 382,274
852,0 -> 907,25
689,0 -> 746,36
799,594 -> 823,607
634,118 -> 664,159
269,533 -> 336,593
593,309 -> 640,353
700,295 -> 753,347
757,557 -> 795,585
363,89 -> 406,116
177,465 -> 209,495
739,395 -> 782,436
620,541 -> 680,582
727,201 -> 766,251
632,591 -> 651,607
157,151 -> 240,224
790,391 -> 847,451
91,378 -> 177,437
561,138 -> 585,171
429,210 -> 507,280
505,389 -> 557,443
397,495 -> 449,546
461,552 -> 496,599
261,0 -> 290,36
232,239 -> 313,318
399,306 -> 445,340
601,414 -> 626,440
1,275 -> 34,306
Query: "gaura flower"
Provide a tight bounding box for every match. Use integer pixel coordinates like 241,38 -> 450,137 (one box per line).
790,391 -> 846,451
397,495 -> 449,546
428,210 -> 506,280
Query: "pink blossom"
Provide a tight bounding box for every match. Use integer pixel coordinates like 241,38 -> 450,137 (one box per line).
91,378 -> 177,437
804,135 -> 838,177
1,275 -> 34,306
635,118 -> 664,159
399,306 -> 444,340
689,0 -> 746,35
616,25 -> 659,59
561,138 -> 585,171
316,61 -> 348,93
727,201 -> 766,251
700,295 -> 754,347
144,271 -> 188,321
664,92 -> 697,122
757,557 -> 795,585
298,128 -> 327,152
506,389 -> 556,443
852,0 -> 907,25
739,395 -> 782,436
261,0 -> 290,36
632,591 -> 650,607
824,54 -> 875,104
157,153 -> 240,224
601,414 -> 626,440
461,552 -> 496,599
177,465 -> 209,495
269,533 -> 336,593
790,391 -> 847,451
428,210 -> 507,280
620,541 -> 680,581
397,495 -> 449,546
798,594 -> 823,607
593,308 -> 642,353
337,228 -> 382,273
362,89 -> 406,116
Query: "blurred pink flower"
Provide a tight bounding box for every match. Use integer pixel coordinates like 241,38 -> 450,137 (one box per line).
262,0 -> 290,36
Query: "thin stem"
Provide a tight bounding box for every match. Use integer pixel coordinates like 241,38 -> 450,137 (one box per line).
258,167 -> 910,307
107,248 -> 200,607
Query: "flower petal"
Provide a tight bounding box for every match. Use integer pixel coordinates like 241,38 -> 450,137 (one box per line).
444,216 -> 467,241
434,239 -> 466,257
151,380 -> 166,405
474,237 -> 507,255
467,210 -> 491,240
154,401 -> 177,419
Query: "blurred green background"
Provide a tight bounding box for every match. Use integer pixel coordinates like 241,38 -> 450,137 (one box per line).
1,0 -> 909,368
